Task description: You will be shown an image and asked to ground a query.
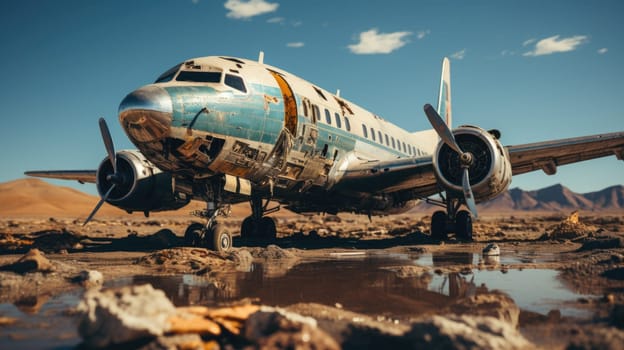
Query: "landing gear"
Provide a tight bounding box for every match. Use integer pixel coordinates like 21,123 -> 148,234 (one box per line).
429,197 -> 473,241
240,194 -> 279,240
184,208 -> 233,252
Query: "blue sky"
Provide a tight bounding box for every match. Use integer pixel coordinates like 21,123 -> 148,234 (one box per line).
0,0 -> 622,196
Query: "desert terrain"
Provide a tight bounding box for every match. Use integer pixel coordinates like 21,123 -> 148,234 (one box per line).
1,178 -> 624,349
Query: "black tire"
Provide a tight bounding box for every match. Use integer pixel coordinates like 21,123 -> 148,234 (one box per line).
431,211 -> 447,240
208,224 -> 232,252
184,223 -> 204,246
455,210 -> 473,241
240,216 -> 254,239
259,217 -> 277,240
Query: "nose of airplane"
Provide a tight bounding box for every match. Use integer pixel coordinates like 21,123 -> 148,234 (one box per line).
118,85 -> 172,143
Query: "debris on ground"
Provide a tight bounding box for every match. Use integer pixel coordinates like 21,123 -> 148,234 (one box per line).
76,284 -> 340,349
540,211 -> 595,240
0,248 -> 54,274
74,284 -> 538,349
482,243 -> 500,256
73,270 -> 104,288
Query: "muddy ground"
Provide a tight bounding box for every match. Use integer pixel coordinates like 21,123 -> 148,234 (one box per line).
1,212 -> 624,349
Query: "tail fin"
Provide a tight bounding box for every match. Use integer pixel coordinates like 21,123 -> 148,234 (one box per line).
436,57 -> 452,128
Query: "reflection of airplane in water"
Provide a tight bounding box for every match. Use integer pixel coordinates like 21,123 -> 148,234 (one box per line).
133,254 -> 488,317
26,54 -> 624,251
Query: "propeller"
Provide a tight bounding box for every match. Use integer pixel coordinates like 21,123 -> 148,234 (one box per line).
424,104 -> 478,218
83,118 -> 120,226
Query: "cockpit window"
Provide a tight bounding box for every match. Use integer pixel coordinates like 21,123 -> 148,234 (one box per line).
154,63 -> 182,83
176,71 -> 222,83
225,74 -> 247,93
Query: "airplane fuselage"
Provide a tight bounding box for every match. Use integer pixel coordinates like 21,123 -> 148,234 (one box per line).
119,56 -> 439,214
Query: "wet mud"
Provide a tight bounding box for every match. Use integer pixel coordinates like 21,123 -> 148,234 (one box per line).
1,213 -> 624,349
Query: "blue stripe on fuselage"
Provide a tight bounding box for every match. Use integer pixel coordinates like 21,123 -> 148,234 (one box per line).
164,83 -> 413,158
164,84 -> 284,144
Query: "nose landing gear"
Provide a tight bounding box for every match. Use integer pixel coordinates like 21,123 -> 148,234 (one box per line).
184,204 -> 233,252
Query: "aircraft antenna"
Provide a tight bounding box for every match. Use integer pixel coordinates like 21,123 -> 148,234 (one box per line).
258,51 -> 264,64
336,89 -> 341,97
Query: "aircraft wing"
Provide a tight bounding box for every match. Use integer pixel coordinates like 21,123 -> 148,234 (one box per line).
332,156 -> 439,198
333,131 -> 624,198
24,170 -> 97,184
507,131 -> 624,176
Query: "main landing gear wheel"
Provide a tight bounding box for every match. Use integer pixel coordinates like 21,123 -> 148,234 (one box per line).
455,210 -> 473,241
209,224 -> 232,253
240,216 -> 277,240
184,222 -> 232,253
431,211 -> 448,240
430,206 -> 473,241
184,222 -> 203,246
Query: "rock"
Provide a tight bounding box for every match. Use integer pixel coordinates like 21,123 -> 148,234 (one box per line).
446,291 -> 521,328
136,248 -> 235,273
565,325 -> 624,350
225,249 -> 253,272
0,248 -> 54,274
406,315 -> 532,350
74,270 -> 104,288
244,306 -> 340,350
77,284 -> 177,348
248,245 -> 297,260
482,243 -> 500,256
577,236 -> 624,252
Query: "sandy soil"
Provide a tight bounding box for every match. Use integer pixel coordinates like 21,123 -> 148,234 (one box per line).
1,212 -> 624,349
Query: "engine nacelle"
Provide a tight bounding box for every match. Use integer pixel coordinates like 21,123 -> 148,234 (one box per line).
96,150 -> 190,213
432,125 -> 512,202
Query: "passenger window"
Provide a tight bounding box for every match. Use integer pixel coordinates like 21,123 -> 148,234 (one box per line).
402,142 -> 407,153
325,109 -> 332,125
370,127 -> 376,141
362,124 -> 368,138
225,74 -> 247,93
334,113 -> 342,128
303,101 -> 309,117
312,105 -> 320,123
391,137 -> 396,149
385,134 -> 389,146
378,131 -> 382,143
344,116 -> 351,131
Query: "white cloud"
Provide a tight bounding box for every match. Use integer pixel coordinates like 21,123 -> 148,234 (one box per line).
522,38 -> 536,47
287,42 -> 304,48
598,47 -> 608,55
224,0 -> 279,19
267,17 -> 284,24
348,28 -> 412,55
501,49 -> 516,57
450,49 -> 466,60
523,35 -> 588,57
416,30 -> 430,40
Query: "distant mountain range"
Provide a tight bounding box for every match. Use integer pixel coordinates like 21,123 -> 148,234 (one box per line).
415,184 -> 624,213
0,179 -> 622,217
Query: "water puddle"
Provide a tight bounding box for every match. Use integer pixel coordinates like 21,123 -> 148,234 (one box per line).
0,249 -> 593,349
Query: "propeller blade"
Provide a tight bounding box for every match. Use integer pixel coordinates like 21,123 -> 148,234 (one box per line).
462,168 -> 478,219
99,117 -> 117,173
424,104 -> 463,154
83,184 -> 116,226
